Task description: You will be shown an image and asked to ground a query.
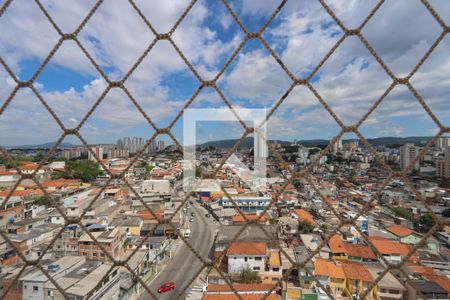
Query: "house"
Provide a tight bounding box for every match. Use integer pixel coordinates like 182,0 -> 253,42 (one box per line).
405,280 -> 449,300
227,242 -> 267,275
119,249 -> 150,299
42,179 -> 82,192
369,236 -> 418,263
78,227 -> 127,261
314,258 -> 347,298
341,261 -> 376,299
111,215 -> 144,236
368,265 -> 406,300
231,214 -> 269,224
386,225 -> 423,245
328,234 -> 377,262
264,249 -> 282,284
202,284 -> 277,300
291,209 -> 317,225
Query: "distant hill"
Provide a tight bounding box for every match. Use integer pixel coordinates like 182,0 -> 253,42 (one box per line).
198,136 -> 433,149
4,142 -> 77,150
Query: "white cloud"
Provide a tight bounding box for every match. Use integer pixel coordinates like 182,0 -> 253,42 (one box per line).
0,0 -> 449,145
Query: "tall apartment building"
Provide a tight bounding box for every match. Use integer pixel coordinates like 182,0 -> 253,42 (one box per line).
107,148 -> 130,159
332,138 -> 342,154
400,143 -> 420,171
436,146 -> 450,178
60,147 -> 83,160
157,140 -> 165,151
435,137 -> 450,150
117,137 -> 145,154
88,146 -> 104,161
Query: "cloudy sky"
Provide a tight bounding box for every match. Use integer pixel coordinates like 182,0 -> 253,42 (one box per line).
0,0 -> 449,146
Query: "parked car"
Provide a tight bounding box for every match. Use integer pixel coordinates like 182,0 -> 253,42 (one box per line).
205,213 -> 211,218
189,217 -> 194,222
191,212 -> 195,217
184,229 -> 191,238
157,282 -> 175,293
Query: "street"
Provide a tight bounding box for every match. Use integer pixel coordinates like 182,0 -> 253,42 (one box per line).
140,198 -> 217,300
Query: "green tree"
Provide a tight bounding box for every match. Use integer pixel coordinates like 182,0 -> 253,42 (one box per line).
240,267 -> 262,284
298,220 -> 314,234
393,206 -> 411,220
54,160 -> 102,181
414,213 -> 436,232
442,208 -> 450,218
34,196 -> 50,207
320,224 -> 328,234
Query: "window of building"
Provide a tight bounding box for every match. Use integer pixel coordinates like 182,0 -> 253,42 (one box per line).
48,290 -> 53,297
82,252 -> 87,256
33,286 -> 39,292
380,288 -> 387,293
255,257 -> 262,261
93,252 -> 97,257
253,267 -> 260,271
273,268 -> 279,272
244,257 -> 248,262
389,290 -> 400,294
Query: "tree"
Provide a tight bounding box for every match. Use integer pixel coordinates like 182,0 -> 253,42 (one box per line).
320,224 -> 328,234
240,267 -> 262,284
442,208 -> 450,218
53,160 -> 102,181
414,213 -> 436,232
393,206 -> 411,220
298,220 -> 314,234
34,196 -> 50,207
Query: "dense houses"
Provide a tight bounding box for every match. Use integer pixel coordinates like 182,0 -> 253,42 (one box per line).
1,137 -> 450,299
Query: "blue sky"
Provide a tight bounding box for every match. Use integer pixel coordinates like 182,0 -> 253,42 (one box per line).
0,0 -> 449,146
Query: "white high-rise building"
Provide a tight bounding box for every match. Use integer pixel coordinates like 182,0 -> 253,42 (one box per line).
332,138 -> 342,154
436,137 -> 450,150
157,140 -> 165,151
436,146 -> 450,178
400,143 -> 420,171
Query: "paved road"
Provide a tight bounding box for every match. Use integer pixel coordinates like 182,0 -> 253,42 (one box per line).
140,199 -> 217,300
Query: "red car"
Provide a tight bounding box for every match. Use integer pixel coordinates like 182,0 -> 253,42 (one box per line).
157,282 -> 175,293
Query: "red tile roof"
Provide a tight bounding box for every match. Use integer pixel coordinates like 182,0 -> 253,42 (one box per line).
344,243 -> 377,260
227,242 -> 267,256
386,225 -> 414,237
0,189 -> 44,197
369,236 -> 417,261
206,284 -> 276,292
314,258 -> 346,279
232,214 -> 269,223
292,209 -> 316,225
341,261 -> 373,282
328,234 -> 346,254
202,294 -> 277,300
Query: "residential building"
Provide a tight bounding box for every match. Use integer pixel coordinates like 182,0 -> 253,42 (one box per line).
227,242 -> 267,275
78,227 -> 127,261
202,284 -> 277,300
89,146 -> 104,161
400,143 -> 420,171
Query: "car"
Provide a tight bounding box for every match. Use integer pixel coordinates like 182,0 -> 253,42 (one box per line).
189,217 -> 194,222
205,213 -> 210,218
157,282 -> 175,293
184,229 -> 191,238
191,212 -> 195,217
189,200 -> 193,204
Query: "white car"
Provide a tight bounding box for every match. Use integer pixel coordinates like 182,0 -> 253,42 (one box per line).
184,229 -> 191,238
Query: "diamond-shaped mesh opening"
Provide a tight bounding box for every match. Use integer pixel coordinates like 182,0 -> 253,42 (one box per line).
2,0 -> 450,299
